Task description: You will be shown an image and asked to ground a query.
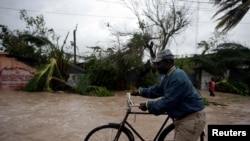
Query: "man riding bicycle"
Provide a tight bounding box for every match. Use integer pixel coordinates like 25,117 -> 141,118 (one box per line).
131,49 -> 206,141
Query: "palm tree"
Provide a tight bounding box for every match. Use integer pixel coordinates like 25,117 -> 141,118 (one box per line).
212,0 -> 250,32
197,40 -> 213,55
23,33 -> 74,92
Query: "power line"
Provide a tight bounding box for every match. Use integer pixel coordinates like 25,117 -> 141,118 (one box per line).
0,2 -> 233,16
1,1 -> 250,27
0,6 -> 135,19
1,0 -> 250,17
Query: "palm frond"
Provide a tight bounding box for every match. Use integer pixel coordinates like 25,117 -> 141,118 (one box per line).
24,58 -> 64,92
213,0 -> 250,32
215,3 -> 249,32
20,34 -> 54,47
212,0 -> 240,18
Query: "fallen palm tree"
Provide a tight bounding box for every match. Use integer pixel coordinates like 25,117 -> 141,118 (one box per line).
24,58 -> 74,92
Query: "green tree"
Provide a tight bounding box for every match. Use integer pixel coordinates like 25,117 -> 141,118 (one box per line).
192,43 -> 250,80
84,43 -> 144,90
197,40 -> 212,55
24,33 -> 73,92
197,31 -> 228,54
175,58 -> 196,74
212,0 -> 250,32
0,10 -> 76,92
0,10 -> 58,66
127,33 -> 151,60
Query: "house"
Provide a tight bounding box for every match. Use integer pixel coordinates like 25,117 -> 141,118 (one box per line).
195,69 -> 214,90
195,67 -> 230,90
66,63 -> 85,87
0,52 -> 36,89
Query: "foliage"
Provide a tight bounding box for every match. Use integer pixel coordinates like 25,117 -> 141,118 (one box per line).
50,34 -> 71,81
212,0 -> 250,32
140,72 -> 158,87
24,31 -> 71,87
0,10 -> 59,66
192,43 -> 250,79
175,58 -> 196,74
120,0 -> 191,59
85,58 -> 118,90
230,81 -> 249,96
74,74 -> 91,95
202,97 -> 210,106
127,33 -> 150,59
216,81 -> 246,95
84,40 -> 146,90
192,53 -> 224,77
0,26 -> 46,65
74,74 -> 114,96
192,43 -> 250,94
24,71 -> 47,92
197,40 -> 212,55
85,86 -> 114,97
24,59 -> 73,92
196,31 -> 228,55
0,10 -> 79,93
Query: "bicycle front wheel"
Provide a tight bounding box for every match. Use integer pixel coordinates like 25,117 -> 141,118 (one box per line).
84,124 -> 134,141
158,123 -> 204,141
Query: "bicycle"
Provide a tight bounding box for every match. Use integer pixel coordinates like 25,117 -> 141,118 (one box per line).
84,93 -> 205,141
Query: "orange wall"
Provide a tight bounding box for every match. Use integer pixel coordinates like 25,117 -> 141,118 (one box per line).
0,53 -> 36,89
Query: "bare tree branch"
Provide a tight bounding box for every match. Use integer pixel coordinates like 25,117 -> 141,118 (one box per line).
122,0 -> 191,59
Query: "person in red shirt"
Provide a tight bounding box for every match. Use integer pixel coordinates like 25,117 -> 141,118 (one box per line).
208,77 -> 216,96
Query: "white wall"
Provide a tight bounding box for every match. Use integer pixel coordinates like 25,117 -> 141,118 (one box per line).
200,70 -> 213,90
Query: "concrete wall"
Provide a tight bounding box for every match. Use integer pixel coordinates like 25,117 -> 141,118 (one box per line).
0,53 -> 36,89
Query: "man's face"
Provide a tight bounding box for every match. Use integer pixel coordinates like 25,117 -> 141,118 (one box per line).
155,60 -> 171,74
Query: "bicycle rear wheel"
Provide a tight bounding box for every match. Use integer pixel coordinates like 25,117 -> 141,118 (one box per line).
84,124 -> 134,141
158,123 -> 204,141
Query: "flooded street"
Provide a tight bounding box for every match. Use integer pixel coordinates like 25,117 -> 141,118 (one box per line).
0,89 -> 250,141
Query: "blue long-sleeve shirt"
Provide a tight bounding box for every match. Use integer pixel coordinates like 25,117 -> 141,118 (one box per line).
139,67 -> 205,118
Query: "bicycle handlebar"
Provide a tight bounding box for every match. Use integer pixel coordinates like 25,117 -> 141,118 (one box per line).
126,93 -> 168,115
126,93 -> 140,107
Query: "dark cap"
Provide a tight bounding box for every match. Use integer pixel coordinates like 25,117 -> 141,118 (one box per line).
152,49 -> 174,63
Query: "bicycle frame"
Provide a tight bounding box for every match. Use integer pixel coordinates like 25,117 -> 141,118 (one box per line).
112,93 -> 172,141
84,93 -> 205,141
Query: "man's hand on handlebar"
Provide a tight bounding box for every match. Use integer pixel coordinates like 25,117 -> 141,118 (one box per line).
131,90 -> 140,96
127,92 -> 147,111
139,103 -> 148,111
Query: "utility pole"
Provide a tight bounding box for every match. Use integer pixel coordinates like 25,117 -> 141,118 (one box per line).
195,0 -> 200,54
73,24 -> 78,65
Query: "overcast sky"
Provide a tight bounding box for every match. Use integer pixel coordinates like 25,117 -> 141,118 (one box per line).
0,0 -> 249,57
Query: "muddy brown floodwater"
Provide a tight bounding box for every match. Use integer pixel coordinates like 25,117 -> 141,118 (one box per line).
0,89 -> 250,141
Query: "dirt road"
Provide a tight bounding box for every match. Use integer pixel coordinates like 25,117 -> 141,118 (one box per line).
0,89 -> 250,141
